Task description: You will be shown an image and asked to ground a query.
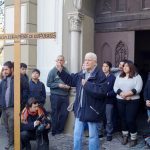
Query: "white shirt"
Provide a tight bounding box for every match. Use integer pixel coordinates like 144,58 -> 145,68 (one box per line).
113,74 -> 143,100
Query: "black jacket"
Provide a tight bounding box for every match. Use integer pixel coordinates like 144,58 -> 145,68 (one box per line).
21,74 -> 29,104
144,79 -> 150,110
58,66 -> 108,122
29,80 -> 46,105
21,114 -> 38,131
105,74 -> 116,104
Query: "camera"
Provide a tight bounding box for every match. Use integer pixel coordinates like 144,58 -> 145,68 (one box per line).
36,115 -> 51,134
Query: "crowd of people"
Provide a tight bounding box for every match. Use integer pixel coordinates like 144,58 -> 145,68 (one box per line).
0,52 -> 150,150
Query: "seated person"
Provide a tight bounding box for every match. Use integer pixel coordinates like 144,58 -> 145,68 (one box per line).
21,97 -> 51,150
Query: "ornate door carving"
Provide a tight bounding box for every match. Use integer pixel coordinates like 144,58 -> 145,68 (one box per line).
115,41 -> 128,67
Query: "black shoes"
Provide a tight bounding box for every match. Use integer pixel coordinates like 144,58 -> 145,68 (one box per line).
129,140 -> 137,147
51,132 -> 56,136
121,136 -> 128,145
98,134 -> 104,140
52,130 -> 63,136
107,136 -> 112,141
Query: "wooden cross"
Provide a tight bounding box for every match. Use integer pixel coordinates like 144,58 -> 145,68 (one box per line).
0,1 -> 56,150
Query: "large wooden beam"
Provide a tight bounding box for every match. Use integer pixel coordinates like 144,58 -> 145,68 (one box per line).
14,0 -> 21,149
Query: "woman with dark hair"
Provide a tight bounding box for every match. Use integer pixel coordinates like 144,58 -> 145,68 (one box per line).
102,61 -> 116,141
114,60 -> 143,147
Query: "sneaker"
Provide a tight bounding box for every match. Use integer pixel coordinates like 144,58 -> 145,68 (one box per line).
52,132 -> 56,136
129,140 -> 137,147
107,136 -> 112,141
98,134 -> 104,140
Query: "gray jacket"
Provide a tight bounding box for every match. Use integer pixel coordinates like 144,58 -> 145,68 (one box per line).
0,76 -> 14,108
47,66 -> 70,96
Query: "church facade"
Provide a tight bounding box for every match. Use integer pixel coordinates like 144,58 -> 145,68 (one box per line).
3,0 -> 150,133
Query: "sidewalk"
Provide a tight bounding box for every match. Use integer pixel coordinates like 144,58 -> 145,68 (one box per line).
0,123 -> 8,150
0,122 -> 149,150
48,133 -> 148,150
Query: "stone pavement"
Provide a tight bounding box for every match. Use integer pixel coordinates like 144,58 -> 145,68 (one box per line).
1,121 -> 150,150
48,133 -> 149,150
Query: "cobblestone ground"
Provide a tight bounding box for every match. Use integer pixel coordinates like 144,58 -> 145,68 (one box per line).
1,122 -> 150,150
48,133 -> 150,150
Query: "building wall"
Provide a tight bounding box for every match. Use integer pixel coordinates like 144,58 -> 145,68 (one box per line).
62,0 -> 74,71
94,0 -> 150,66
63,0 -> 95,70
95,31 -> 135,67
37,0 -> 63,92
80,0 -> 95,64
4,0 -> 37,76
62,0 -> 95,134
95,0 -> 150,32
82,15 -> 94,61
3,0 -> 96,134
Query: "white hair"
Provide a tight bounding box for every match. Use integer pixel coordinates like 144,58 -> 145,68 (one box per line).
57,55 -> 65,60
85,52 -> 97,62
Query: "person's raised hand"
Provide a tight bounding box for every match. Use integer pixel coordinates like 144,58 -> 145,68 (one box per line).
56,61 -> 63,72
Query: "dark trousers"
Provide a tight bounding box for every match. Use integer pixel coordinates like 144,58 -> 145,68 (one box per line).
50,94 -> 69,134
2,107 -> 14,147
113,101 -> 121,132
0,108 -> 1,117
21,130 -> 49,150
106,104 -> 114,136
117,99 -> 139,134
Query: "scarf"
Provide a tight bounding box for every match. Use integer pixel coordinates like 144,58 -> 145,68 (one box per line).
21,107 -> 44,123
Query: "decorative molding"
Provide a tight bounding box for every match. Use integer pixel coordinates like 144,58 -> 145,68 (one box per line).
0,0 -> 5,53
101,42 -> 112,63
0,0 -> 4,30
115,41 -> 128,67
73,0 -> 82,11
68,12 -> 84,32
116,0 -> 126,12
100,0 -> 112,13
142,0 -> 150,10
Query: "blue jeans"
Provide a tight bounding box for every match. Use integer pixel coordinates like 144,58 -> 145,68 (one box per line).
74,118 -> 100,150
106,104 -> 114,136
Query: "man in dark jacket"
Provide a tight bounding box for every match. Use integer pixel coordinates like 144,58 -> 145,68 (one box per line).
56,52 -> 107,150
0,61 -> 14,150
20,63 -> 29,110
21,97 -> 50,150
144,73 -> 150,121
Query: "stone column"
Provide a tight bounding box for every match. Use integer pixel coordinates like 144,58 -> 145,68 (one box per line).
65,12 -> 83,135
68,12 -> 84,72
